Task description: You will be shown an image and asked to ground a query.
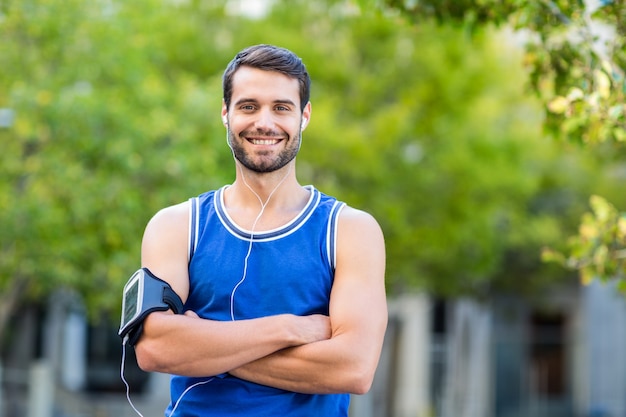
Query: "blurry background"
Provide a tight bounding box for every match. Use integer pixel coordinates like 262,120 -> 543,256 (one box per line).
1,0 -> 626,416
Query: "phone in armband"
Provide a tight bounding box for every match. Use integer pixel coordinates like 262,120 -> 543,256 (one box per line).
119,267 -> 184,346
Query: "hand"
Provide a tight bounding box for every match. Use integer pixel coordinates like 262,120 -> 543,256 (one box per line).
228,314 -> 332,385
184,310 -> 200,318
290,314 -> 331,346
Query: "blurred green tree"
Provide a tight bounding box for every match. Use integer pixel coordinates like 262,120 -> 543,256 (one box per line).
357,0 -> 626,290
0,0 -> 622,346
0,0 -> 234,338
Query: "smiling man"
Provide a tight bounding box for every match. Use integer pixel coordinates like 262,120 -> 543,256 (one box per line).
133,44 -> 387,417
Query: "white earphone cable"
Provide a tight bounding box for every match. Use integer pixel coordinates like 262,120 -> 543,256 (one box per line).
229,163 -> 292,320
121,341 -> 146,417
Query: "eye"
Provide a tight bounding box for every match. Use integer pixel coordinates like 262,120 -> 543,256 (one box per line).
275,105 -> 290,112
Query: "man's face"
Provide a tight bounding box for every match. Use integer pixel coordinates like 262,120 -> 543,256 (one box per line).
222,66 -> 310,173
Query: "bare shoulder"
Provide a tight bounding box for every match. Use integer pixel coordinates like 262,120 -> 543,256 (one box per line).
337,206 -> 384,242
143,201 -> 190,240
336,206 -> 385,269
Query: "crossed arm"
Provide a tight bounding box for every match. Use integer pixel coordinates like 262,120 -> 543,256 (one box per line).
134,202 -> 387,395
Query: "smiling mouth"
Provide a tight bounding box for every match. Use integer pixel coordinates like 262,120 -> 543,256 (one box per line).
248,138 -> 282,145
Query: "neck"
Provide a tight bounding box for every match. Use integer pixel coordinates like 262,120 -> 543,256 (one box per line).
223,162 -> 310,231
229,161 -> 303,209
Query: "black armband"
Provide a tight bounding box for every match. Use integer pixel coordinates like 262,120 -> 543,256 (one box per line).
118,267 -> 184,346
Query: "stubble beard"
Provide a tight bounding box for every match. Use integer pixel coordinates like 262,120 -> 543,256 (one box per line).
227,127 -> 301,173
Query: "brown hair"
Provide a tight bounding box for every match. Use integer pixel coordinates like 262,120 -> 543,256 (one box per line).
222,44 -> 311,112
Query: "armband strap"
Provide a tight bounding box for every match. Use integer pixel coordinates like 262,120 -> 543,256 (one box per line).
162,285 -> 184,315
118,268 -> 184,346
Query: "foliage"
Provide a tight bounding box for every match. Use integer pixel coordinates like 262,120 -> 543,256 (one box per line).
543,195 -> 626,288
1,0 -> 624,343
360,0 -> 626,145
0,0 -> 233,328
357,0 -> 626,288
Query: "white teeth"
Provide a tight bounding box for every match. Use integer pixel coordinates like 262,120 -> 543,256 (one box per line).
250,139 -> 279,145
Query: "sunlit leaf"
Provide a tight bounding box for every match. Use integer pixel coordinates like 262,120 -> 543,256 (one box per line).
547,96 -> 570,114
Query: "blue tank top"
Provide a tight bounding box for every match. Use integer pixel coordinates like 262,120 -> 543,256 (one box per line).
165,185 -> 349,417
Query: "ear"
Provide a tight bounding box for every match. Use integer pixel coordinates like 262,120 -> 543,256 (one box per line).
300,102 -> 311,131
221,101 -> 228,127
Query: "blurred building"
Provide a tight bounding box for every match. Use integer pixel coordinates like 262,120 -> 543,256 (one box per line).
2,281 -> 626,417
379,281 -> 626,417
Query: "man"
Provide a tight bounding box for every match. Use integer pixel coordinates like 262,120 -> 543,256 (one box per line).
135,44 -> 387,416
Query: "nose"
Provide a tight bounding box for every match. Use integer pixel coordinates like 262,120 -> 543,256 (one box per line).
254,108 -> 276,131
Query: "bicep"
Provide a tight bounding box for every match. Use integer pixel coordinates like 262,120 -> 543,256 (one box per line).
329,208 -> 387,349
141,202 -> 190,302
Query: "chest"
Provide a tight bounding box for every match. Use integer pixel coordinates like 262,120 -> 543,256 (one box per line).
188,227 -> 334,320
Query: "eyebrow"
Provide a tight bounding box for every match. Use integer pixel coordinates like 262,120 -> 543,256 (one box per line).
234,98 -> 297,107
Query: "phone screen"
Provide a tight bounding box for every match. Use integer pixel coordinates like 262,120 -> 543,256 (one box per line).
121,272 -> 142,331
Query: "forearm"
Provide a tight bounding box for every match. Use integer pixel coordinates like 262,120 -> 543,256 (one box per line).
230,329 -> 384,395
135,311 -> 329,377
